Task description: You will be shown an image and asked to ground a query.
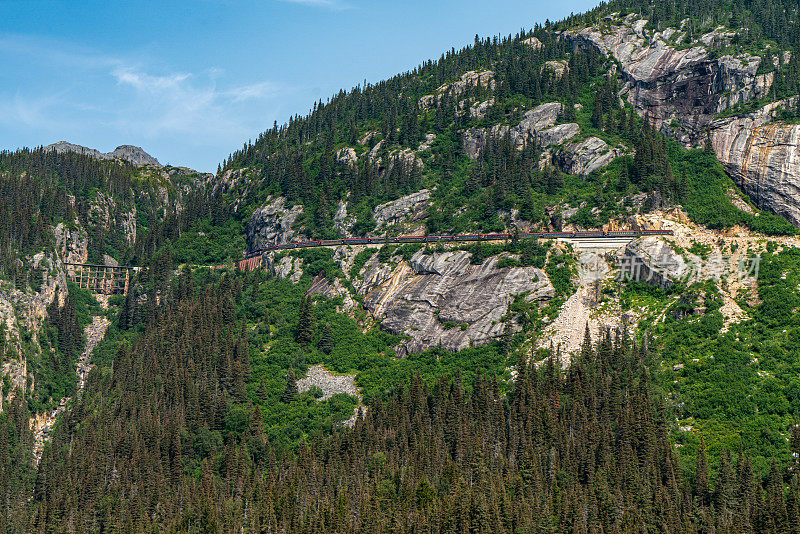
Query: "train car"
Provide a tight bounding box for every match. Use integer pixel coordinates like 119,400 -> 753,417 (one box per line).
455,234 -> 484,242
245,228 -> 676,258
484,233 -> 512,241
641,229 -> 673,235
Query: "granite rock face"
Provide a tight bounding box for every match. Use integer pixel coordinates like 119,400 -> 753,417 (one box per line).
710,100 -> 800,225
621,237 -> 698,288
564,14 -> 774,146
464,102 -> 563,159
334,200 -> 354,238
336,147 -> 358,167
542,59 -> 569,79
55,223 -> 88,265
562,13 -> 800,224
557,137 -> 627,176
361,250 -> 554,354
373,189 -> 431,230
522,36 -> 543,49
246,197 -> 304,251
107,145 -> 160,167
419,70 -> 495,111
305,273 -> 356,311
537,123 -> 581,147
265,253 -> 303,283
468,98 -> 494,120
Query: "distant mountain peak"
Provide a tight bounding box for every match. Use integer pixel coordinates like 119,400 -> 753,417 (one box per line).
44,141 -> 160,167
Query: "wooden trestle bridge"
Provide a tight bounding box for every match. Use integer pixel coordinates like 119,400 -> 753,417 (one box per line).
64,263 -> 138,295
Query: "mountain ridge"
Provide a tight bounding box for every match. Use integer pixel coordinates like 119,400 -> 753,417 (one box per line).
44,140 -> 161,167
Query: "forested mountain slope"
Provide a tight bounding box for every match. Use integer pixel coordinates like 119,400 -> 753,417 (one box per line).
3,0 -> 800,531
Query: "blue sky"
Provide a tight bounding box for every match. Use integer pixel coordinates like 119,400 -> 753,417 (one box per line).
0,0 -> 597,171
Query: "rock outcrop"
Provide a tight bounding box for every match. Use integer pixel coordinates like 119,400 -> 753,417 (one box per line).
464,102 -> 564,159
621,237 -> 698,287
44,141 -> 161,167
522,36 -> 543,49
1,254 -> 68,413
542,60 -> 569,79
88,192 -> 138,246
362,250 -> 554,354
297,364 -> 361,402
373,189 -> 431,231
334,200 -> 354,238
710,100 -> 800,225
419,70 -> 495,111
468,98 -> 494,120
537,123 -> 581,147
306,273 -> 356,311
561,13 -> 800,223
265,252 -> 304,283
107,145 -> 160,166
246,197 -> 304,251
55,223 -> 88,265
336,147 -> 358,167
557,137 -> 627,176
296,364 -> 365,427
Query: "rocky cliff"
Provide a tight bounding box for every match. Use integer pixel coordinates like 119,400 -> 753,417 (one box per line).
246,197 -> 305,251
564,14 -> 774,146
710,100 -> 800,226
1,254 -> 68,412
563,13 -> 800,225
358,249 -> 554,355
462,101 -> 627,176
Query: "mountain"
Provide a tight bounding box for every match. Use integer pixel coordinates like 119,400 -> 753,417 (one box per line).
44,140 -> 161,167
2,0 -> 800,530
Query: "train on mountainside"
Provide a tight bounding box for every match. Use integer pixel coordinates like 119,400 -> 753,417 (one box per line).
238,229 -> 673,267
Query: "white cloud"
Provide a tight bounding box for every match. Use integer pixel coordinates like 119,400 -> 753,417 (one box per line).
225,81 -> 279,102
112,67 -> 192,92
109,65 -> 279,141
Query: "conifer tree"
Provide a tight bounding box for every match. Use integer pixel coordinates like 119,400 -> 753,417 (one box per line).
318,323 -> 334,354
295,297 -> 314,345
281,369 -> 298,403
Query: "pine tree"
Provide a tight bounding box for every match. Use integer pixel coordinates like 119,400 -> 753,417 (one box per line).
318,323 -> 334,354
695,437 -> 710,507
295,297 -> 315,345
281,369 -> 298,403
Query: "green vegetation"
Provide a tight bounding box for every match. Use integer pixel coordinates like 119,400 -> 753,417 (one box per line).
619,246 -> 800,475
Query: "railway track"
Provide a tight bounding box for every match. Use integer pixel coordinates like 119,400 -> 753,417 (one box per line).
236,229 -> 673,270
64,230 -> 674,280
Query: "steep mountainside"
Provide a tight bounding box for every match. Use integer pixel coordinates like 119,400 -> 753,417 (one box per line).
4,0 -> 800,531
